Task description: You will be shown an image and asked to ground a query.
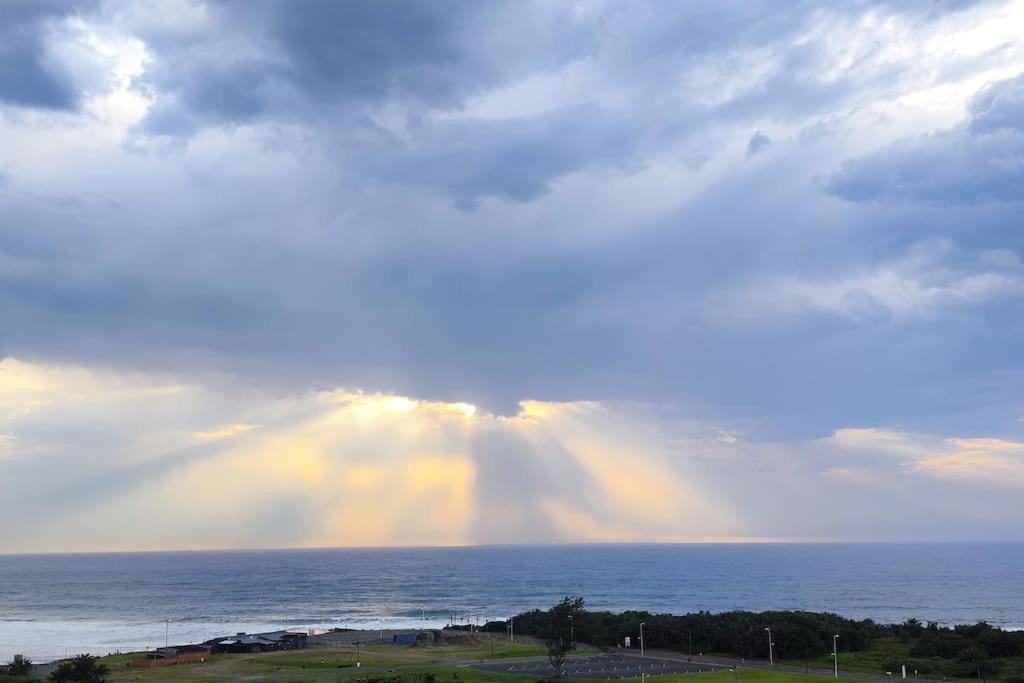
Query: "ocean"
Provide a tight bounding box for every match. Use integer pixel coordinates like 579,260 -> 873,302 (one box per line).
1,543 -> 1022,662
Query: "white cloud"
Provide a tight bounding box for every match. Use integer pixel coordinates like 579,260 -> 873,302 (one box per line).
2,1 -> 1024,550
710,242 -> 1024,322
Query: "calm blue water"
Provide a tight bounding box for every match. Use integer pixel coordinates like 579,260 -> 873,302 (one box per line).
1,543 -> 1022,662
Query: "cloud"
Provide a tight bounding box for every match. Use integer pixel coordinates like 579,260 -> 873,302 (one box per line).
1,0 -> 1024,475
0,359 -> 741,551
0,0 -> 101,110
4,358 -> 1024,552
825,73 -> 1024,204
127,0 -> 592,136
911,436 -> 1024,487
710,240 -> 1024,322
746,132 -> 772,158
969,73 -> 1024,133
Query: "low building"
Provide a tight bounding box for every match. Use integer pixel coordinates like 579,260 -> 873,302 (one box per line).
392,632 -> 418,645
209,630 -> 308,654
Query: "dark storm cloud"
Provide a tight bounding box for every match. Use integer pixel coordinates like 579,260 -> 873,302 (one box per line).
1,0 -> 1023,446
131,0 -> 592,135
123,0 -> 997,202
0,0 -> 97,109
359,104 -> 661,207
825,73 -> 1024,204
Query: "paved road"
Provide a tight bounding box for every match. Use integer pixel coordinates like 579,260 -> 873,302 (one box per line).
478,653 -> 724,679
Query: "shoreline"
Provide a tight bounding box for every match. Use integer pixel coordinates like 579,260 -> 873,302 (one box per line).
0,618 -> 454,664
6,612 -> 1024,665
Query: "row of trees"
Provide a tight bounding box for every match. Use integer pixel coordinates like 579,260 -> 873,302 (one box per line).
488,599 -> 1024,678
490,601 -> 874,661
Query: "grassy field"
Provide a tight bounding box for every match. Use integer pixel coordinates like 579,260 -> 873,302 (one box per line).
100,640 -> 552,682
87,639 -> 860,683
98,660 -> 861,683
42,638 -> 1019,683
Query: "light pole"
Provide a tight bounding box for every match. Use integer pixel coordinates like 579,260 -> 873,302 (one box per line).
569,615 -> 575,649
165,619 -> 169,649
640,622 -> 646,656
832,635 -> 839,678
764,627 -> 774,665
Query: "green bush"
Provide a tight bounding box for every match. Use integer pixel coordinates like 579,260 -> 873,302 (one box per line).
49,654 -> 108,683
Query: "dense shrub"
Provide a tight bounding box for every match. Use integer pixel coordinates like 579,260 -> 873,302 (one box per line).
509,603 -> 1024,670
510,608 -> 876,660
49,655 -> 108,683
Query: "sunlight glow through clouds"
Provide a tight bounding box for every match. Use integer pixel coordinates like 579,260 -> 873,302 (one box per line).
2,0 -> 1024,554
2,358 -> 1024,551
911,438 -> 1024,487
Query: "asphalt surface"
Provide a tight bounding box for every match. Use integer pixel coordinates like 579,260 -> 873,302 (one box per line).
477,653 -> 726,679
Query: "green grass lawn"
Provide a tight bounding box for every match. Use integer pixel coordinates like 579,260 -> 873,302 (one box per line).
100,640 -> 551,682
87,639 -> 1024,683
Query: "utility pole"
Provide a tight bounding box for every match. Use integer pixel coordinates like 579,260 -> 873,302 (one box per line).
165,619 -> 169,649
569,615 -> 575,649
640,622 -> 646,656
764,628 -> 774,665
833,635 -> 839,678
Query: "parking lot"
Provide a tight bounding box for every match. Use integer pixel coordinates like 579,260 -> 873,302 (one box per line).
476,653 -> 725,679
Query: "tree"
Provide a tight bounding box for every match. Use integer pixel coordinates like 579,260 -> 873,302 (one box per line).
49,654 -> 109,683
6,655 -> 32,676
544,596 -> 584,678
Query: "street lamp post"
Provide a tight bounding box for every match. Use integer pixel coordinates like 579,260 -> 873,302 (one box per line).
832,635 -> 839,678
569,615 -> 575,649
640,622 -> 646,656
764,628 -> 774,665
165,619 -> 169,649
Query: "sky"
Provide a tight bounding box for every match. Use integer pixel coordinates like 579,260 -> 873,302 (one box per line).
1,0 -> 1023,553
